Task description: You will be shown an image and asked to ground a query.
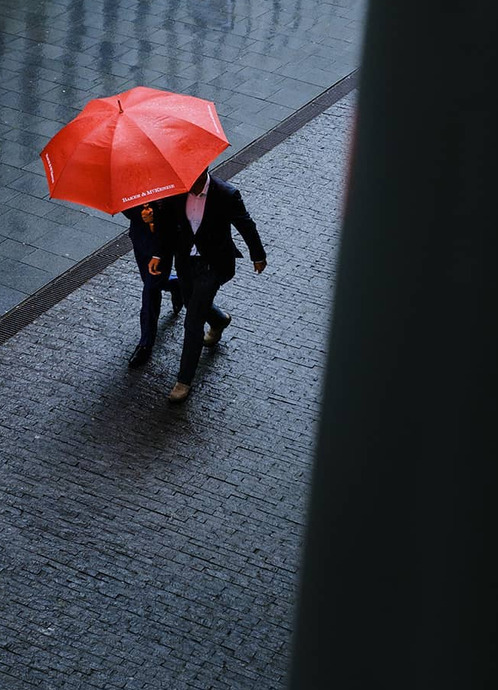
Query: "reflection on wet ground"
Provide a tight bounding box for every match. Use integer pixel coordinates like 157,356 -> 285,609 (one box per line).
0,0 -> 366,314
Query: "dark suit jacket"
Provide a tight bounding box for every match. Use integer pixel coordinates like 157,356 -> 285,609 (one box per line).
123,200 -> 173,282
154,175 -> 266,285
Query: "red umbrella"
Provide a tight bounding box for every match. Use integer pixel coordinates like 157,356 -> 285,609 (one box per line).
40,86 -> 230,215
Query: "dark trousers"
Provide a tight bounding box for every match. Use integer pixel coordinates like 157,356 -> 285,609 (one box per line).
133,247 -> 180,349
177,256 -> 228,385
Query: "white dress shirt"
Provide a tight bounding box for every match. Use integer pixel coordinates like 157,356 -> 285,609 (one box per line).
186,173 -> 210,257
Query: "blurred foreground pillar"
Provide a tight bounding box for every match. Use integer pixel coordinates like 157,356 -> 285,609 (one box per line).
288,2 -> 498,688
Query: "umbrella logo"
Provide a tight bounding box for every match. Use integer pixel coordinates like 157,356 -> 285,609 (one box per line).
44,153 -> 55,184
122,184 -> 176,204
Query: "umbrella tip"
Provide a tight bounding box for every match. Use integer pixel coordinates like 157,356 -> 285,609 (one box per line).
118,99 -> 124,114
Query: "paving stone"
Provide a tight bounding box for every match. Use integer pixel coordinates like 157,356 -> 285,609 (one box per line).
4,192 -> 55,217
0,163 -> 23,187
0,283 -> 23,314
28,225 -> 112,262
20,248 -> 76,275
0,256 -> 51,294
5,171 -> 50,199
0,238 -> 36,261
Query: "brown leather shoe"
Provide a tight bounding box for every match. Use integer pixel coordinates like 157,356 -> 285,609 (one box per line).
203,313 -> 232,347
168,381 -> 191,403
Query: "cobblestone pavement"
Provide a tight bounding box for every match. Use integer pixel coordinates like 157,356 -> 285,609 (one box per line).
0,91 -> 356,688
0,0 -> 365,314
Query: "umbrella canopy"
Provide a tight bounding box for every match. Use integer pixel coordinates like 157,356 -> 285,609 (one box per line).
39,86 -> 230,215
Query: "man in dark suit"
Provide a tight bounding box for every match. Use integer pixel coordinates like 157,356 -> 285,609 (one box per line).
148,168 -> 267,402
122,201 -> 183,368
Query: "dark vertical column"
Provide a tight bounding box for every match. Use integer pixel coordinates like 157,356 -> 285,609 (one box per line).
288,2 -> 498,688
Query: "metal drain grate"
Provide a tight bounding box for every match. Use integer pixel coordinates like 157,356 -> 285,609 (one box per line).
0,71 -> 358,346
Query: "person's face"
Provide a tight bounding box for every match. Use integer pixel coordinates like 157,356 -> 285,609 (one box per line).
190,168 -> 208,194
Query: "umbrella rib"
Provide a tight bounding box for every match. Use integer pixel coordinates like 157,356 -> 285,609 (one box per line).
107,115 -> 120,210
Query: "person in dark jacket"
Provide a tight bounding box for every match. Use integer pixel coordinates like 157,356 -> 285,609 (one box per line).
148,168 -> 267,402
122,200 -> 183,368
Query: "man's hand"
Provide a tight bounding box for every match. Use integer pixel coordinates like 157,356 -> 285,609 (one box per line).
253,259 -> 267,274
148,257 -> 161,275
